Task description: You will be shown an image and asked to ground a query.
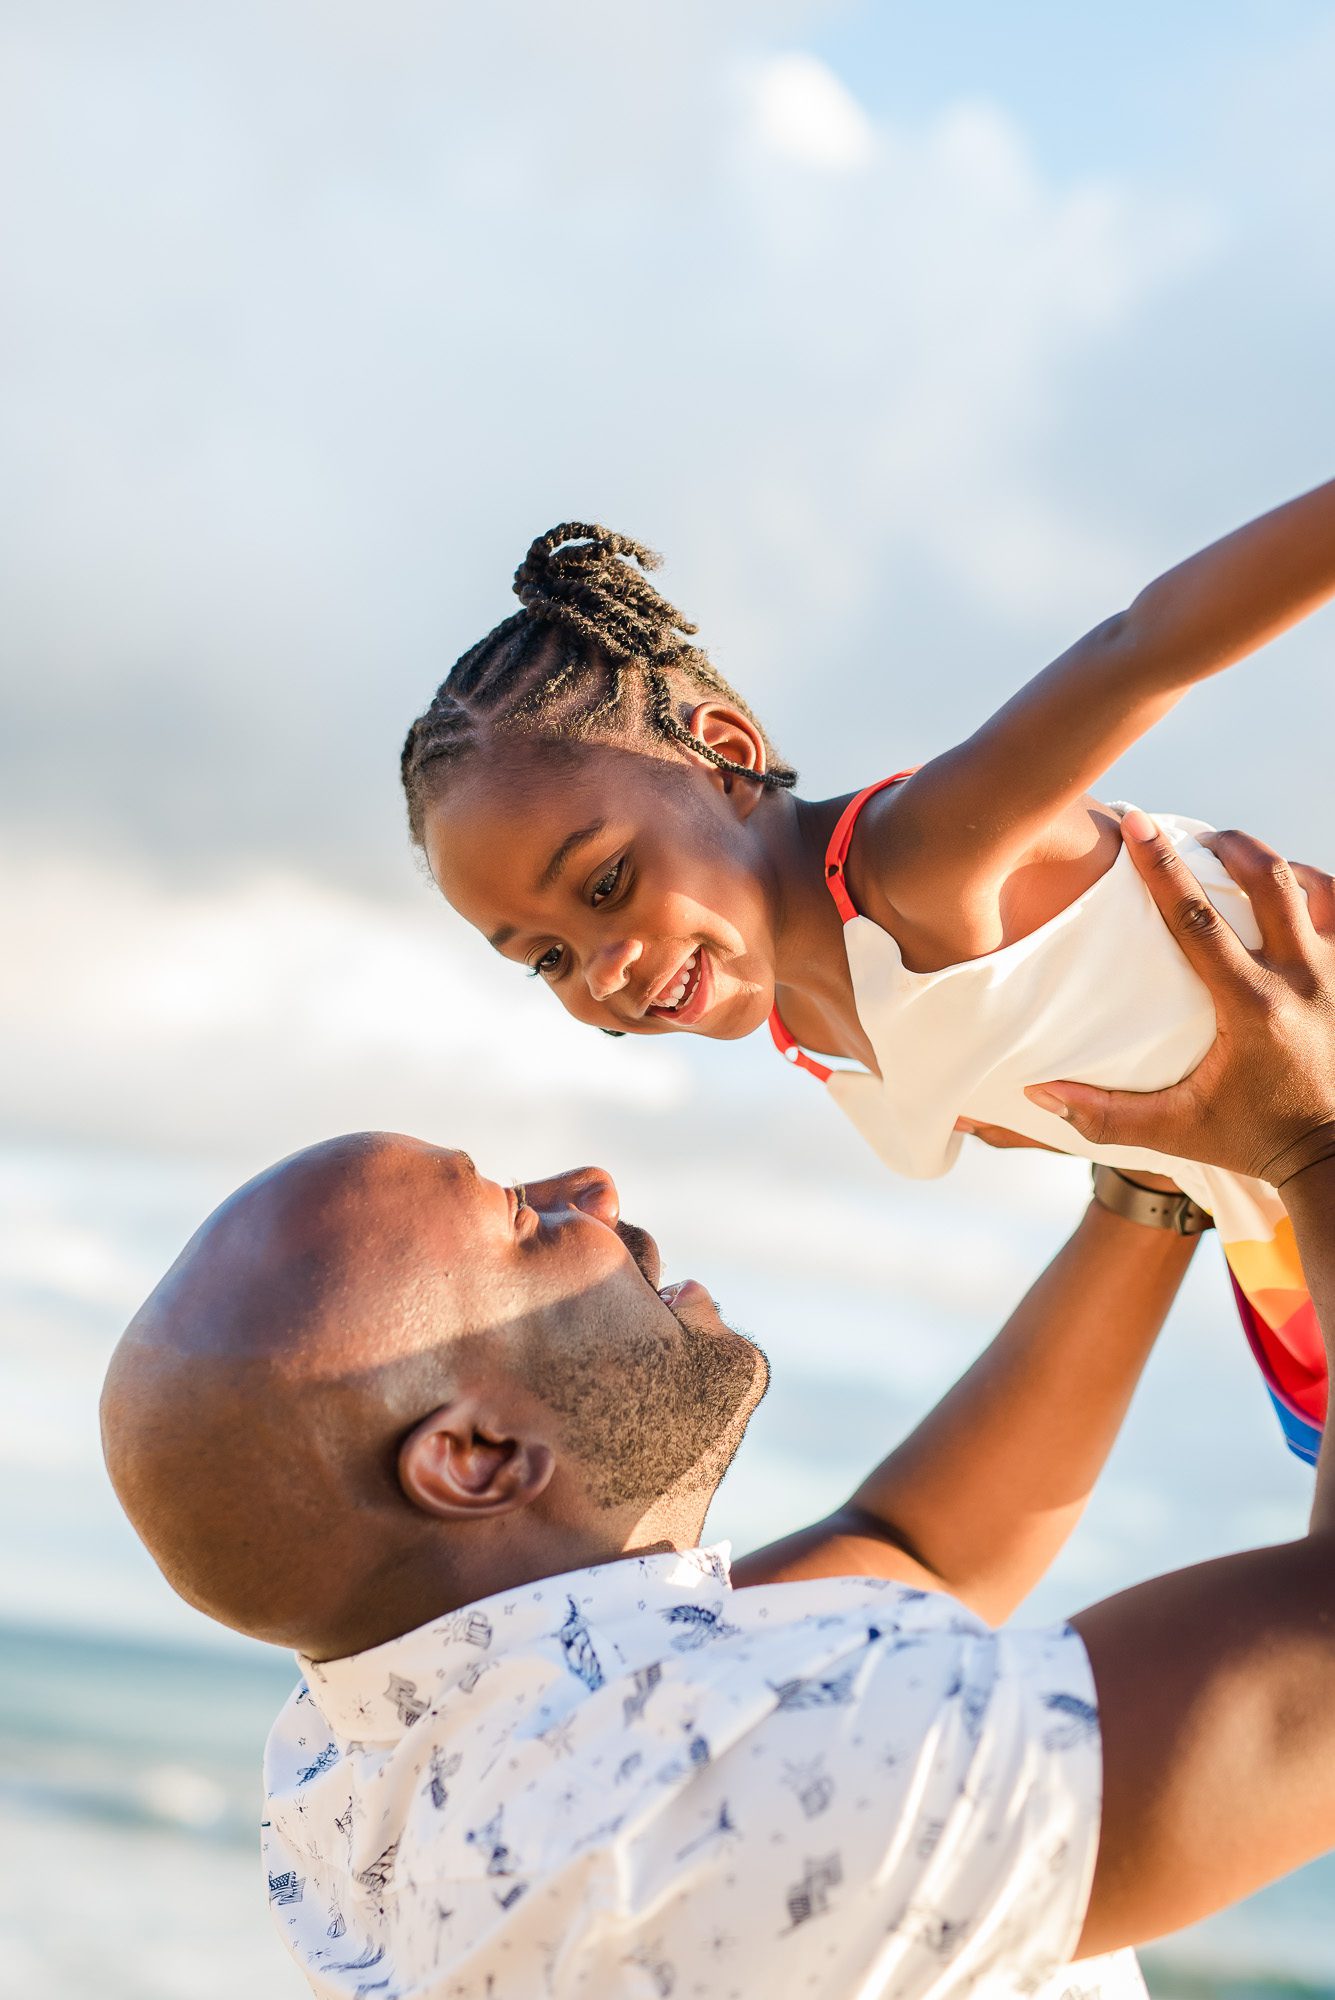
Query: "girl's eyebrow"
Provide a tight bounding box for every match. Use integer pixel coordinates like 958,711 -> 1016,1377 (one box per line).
540,820 -> 608,889
489,821 -> 612,946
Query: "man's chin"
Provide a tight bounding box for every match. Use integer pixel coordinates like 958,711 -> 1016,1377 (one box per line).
740,1331 -> 771,1407
677,1299 -> 771,1406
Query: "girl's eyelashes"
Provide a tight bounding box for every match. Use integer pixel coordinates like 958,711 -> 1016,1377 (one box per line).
589,858 -> 625,906
526,857 -> 626,977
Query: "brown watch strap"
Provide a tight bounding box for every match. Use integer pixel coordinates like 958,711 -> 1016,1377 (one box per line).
1090,1164 -> 1215,1236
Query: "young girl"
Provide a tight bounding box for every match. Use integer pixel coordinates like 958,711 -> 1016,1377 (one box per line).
401,489 -> 1335,1463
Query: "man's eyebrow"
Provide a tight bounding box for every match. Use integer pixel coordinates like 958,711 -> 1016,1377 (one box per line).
539,820 -> 608,890
453,1152 -> 480,1184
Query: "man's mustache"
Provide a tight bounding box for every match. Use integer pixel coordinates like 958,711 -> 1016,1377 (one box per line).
615,1220 -> 661,1289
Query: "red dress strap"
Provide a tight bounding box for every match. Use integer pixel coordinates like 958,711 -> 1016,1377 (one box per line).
767,1006 -> 834,1083
767,771 -> 916,1083
822,771 -> 916,922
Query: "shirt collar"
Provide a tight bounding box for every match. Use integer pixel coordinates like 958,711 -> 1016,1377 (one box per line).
298,1542 -> 733,1743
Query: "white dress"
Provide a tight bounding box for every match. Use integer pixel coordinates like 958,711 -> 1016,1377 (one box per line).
773,803 -> 1323,1451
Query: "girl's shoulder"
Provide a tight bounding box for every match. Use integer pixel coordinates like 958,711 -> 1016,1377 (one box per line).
844,787 -> 1124,975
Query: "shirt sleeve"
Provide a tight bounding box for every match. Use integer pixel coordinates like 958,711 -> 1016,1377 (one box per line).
590,1595 -> 1129,2000
948,1619 -> 1108,1990
779,1611 -> 1114,1997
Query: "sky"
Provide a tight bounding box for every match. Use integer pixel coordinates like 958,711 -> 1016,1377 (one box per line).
2,0 -> 1334,1597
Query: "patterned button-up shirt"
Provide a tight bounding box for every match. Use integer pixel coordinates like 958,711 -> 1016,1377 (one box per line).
263,1545 -> 1143,2000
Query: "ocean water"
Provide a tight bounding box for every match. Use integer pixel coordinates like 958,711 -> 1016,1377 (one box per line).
2,1134 -> 1331,1995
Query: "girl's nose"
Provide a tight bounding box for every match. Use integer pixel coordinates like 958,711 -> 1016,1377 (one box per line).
585,937 -> 643,1004
526,1165 -> 620,1227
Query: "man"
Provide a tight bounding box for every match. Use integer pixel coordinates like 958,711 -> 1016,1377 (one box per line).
102,815 -> 1335,2000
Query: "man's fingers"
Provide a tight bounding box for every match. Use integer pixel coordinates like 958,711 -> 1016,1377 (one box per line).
1024,1077 -> 1185,1155
956,1117 -> 1063,1155
1119,810 -> 1257,994
1290,860 -> 1335,936
1195,827 -> 1314,963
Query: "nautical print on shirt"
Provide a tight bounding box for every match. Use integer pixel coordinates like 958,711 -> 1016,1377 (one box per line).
262,1544 -> 1143,2000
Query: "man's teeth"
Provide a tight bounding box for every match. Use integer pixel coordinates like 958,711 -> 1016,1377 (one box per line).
656,950 -> 701,1012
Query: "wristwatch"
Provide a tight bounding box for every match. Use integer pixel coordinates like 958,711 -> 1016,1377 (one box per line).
1090,1164 -> 1215,1236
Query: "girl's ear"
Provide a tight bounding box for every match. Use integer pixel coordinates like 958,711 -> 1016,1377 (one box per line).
684,703 -> 768,813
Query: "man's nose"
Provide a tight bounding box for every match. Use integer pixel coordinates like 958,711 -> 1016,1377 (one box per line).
584,936 -> 643,1004
526,1165 -> 620,1227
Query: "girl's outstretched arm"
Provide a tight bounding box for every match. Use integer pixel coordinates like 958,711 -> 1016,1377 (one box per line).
877,475 -> 1335,907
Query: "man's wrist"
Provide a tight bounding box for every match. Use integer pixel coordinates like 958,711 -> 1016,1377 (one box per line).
1265,1123 -> 1335,1193
1275,1149 -> 1335,1217
1090,1165 -> 1213,1236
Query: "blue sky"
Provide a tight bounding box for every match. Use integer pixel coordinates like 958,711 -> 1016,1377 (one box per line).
812,1 -> 1331,174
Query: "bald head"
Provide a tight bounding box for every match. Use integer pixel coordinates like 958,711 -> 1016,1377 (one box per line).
101,1134 -> 491,1656
102,1134 -> 767,1661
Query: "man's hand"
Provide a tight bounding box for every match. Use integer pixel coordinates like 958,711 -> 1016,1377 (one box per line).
1025,807 -> 1335,1188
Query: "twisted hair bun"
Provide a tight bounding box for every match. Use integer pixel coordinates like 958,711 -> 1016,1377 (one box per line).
401,522 -> 795,845
513,524 -> 699,666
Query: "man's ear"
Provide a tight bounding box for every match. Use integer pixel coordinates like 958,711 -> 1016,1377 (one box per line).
684,703 -> 768,812
398,1401 -> 555,1520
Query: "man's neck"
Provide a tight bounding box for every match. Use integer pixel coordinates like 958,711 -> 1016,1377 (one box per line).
305,1527 -> 704,1665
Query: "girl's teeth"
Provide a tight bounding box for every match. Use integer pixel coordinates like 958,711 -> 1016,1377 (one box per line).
657,950 -> 700,1013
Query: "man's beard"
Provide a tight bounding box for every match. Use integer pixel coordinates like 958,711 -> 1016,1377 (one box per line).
521,1264 -> 769,1513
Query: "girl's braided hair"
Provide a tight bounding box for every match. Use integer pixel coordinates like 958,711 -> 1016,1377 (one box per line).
401,523 -> 796,846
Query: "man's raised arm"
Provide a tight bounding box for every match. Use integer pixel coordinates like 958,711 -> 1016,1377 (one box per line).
1024,810 -> 1335,1955
730,1194 -> 1198,1623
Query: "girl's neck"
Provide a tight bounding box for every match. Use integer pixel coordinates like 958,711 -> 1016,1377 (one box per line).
758,788 -> 875,1065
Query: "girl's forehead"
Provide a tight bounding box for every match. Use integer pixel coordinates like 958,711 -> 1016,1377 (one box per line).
431,750 -> 609,852
424,744 -> 679,920
432,740 -> 686,847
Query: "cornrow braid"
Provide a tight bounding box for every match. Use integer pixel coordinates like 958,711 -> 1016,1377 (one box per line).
401,524 -> 795,846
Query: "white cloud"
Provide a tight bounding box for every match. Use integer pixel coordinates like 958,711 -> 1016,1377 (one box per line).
0,849 -> 688,1167
0,836 -> 1085,1303
746,52 -> 877,171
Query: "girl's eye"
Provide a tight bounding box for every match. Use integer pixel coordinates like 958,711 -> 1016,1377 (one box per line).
590,859 -> 624,906
529,946 -> 563,980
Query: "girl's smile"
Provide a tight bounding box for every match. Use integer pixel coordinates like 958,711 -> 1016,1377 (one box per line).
645,944 -> 710,1023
